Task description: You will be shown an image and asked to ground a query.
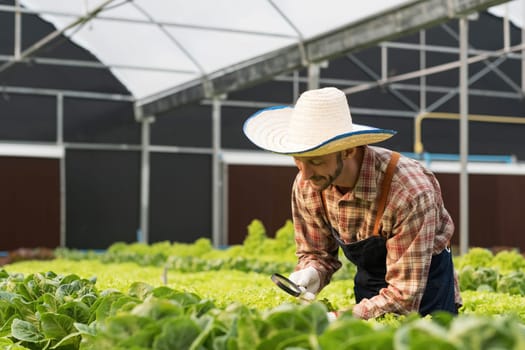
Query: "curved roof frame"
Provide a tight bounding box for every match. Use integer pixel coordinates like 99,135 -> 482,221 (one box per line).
135,0 -> 513,117
0,0 -> 513,117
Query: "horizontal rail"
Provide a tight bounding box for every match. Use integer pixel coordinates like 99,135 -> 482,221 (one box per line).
414,112 -> 525,154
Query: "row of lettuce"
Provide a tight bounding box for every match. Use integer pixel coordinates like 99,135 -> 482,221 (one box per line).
55,220 -> 525,296
1,219 -> 524,349
1,269 -> 525,350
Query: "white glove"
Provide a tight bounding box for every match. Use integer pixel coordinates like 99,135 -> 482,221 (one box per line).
326,311 -> 339,322
289,266 -> 321,295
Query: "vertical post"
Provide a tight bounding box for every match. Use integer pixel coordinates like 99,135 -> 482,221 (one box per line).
522,0 -> 525,94
140,116 -> 153,243
212,96 -> 224,247
14,0 -> 21,59
419,30 -> 427,111
57,93 -> 66,247
293,70 -> 300,101
459,17 -> 469,255
307,63 -> 320,90
381,44 -> 388,82
503,3 -> 510,52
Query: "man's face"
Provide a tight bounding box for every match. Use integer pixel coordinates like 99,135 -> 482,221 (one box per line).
293,152 -> 344,191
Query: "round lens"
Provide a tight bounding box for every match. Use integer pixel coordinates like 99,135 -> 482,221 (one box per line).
271,273 -> 302,297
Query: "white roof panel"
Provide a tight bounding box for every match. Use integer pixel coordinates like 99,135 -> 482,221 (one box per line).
16,0 -> 516,101
18,0 -> 416,99
273,0 -> 412,38
139,0 -> 296,35
163,26 -> 296,73
488,0 -> 524,27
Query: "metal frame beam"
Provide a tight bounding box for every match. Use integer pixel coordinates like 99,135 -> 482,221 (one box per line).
0,4 -> 297,40
459,17 -> 469,255
0,84 -> 134,101
0,0 -> 116,75
137,0 -> 511,117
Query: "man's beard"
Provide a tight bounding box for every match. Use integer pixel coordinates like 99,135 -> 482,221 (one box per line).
309,153 -> 344,191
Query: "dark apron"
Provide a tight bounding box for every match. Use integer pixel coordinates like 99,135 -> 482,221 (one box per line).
321,152 -> 457,316
331,230 -> 458,316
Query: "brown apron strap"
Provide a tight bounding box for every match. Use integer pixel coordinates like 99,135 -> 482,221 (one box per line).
320,186 -> 333,239
372,151 -> 400,236
321,151 -> 401,236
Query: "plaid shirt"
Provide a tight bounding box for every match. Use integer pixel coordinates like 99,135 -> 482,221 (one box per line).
291,146 -> 462,319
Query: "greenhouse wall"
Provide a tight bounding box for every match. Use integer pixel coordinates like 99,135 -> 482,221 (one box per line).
227,163 -> 525,252
0,156 -> 60,250
1,7 -> 525,252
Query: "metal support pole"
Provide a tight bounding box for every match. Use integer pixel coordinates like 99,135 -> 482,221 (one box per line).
14,0 -> 21,59
57,93 -> 66,247
503,3 -> 510,52
293,70 -> 300,101
212,96 -> 224,247
459,17 -> 469,255
522,0 -> 525,94
381,44 -> 388,82
307,63 -> 320,90
139,116 -> 153,243
419,30 -> 427,111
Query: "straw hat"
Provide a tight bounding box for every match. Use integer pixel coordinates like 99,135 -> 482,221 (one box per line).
243,87 -> 396,157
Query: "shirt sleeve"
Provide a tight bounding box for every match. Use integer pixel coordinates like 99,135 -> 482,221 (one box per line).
291,174 -> 342,289
352,190 -> 439,319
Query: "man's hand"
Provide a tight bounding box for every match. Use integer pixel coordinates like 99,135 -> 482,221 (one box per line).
289,266 -> 321,294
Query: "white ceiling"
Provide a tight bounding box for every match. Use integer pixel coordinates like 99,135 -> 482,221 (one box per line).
17,0 -> 520,101
17,0 -> 419,99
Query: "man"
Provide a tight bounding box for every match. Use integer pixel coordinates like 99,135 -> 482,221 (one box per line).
243,87 -> 461,319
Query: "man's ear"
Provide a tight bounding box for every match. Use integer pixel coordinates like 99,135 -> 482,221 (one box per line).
344,148 -> 356,159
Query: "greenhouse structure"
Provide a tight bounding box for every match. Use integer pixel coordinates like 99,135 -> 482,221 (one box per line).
1,0 -> 525,256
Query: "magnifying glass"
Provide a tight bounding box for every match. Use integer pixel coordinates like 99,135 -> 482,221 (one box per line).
271,273 -> 315,301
